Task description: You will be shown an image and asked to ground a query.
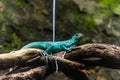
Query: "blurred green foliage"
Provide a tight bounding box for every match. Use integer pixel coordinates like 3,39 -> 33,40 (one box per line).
0,0 -> 120,51
100,0 -> 119,7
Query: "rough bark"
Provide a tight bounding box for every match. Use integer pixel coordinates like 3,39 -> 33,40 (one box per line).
0,43 -> 120,80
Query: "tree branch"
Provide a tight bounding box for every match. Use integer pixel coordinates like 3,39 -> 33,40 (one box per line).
0,43 -> 120,80
0,49 -> 43,70
64,43 -> 120,69
0,66 -> 47,80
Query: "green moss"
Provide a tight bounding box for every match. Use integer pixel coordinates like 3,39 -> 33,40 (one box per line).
15,0 -> 30,9
113,4 -> 120,15
100,0 -> 119,7
2,33 -> 22,53
12,33 -> 22,48
85,16 -> 96,26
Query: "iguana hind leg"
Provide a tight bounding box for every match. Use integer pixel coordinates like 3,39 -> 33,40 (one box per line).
40,44 -> 54,56
41,45 -> 54,63
43,45 -> 54,56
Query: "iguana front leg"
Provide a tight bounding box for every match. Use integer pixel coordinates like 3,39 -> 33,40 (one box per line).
60,45 -> 74,58
60,45 -> 73,51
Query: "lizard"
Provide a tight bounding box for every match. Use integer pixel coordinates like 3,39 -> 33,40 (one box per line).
9,33 -> 83,73
21,33 -> 83,56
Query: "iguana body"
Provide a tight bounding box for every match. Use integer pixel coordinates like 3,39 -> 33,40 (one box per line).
21,33 -> 83,55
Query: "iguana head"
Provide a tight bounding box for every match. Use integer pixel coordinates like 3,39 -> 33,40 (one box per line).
72,33 -> 83,42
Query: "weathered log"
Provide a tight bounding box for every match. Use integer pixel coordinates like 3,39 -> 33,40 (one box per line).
64,43 -> 120,69
0,66 -> 47,80
0,43 -> 120,80
0,56 -> 88,80
0,49 -> 43,70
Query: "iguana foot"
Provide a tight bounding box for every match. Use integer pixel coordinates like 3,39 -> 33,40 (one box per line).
40,53 -> 44,56
40,54 -> 49,64
40,52 -> 49,56
39,52 -> 50,64
43,52 -> 49,56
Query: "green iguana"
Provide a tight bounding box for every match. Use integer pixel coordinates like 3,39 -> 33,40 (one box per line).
21,33 -> 83,55
9,33 -> 83,73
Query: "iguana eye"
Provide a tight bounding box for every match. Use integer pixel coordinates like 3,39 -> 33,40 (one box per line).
76,34 -> 79,36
